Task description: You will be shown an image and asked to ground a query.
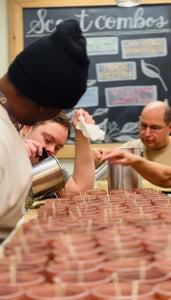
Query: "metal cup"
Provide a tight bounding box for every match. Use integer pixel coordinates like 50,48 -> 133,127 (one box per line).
108,147 -> 142,191
31,155 -> 64,197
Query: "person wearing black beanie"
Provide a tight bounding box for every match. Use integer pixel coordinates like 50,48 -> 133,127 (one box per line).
0,19 -> 90,241
8,19 -> 90,109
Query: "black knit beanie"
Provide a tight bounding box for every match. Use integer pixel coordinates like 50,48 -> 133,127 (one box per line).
8,19 -> 90,109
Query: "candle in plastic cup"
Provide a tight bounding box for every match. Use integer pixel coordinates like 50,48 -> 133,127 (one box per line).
0,253 -> 48,267
91,282 -> 155,299
52,270 -> 111,290
0,284 -> 24,300
45,262 -> 100,282
156,280 -> 171,299
154,258 -> 171,274
0,273 -> 45,290
25,283 -> 90,299
99,259 -> 153,274
118,267 -> 170,286
0,262 -> 45,275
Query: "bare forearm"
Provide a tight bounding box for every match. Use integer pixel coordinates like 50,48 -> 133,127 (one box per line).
100,149 -> 171,188
65,130 -> 95,191
128,155 -> 171,188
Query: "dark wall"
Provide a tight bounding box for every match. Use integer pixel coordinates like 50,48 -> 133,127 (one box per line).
23,5 -> 171,143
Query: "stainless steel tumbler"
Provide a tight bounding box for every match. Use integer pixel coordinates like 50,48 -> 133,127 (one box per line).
31,155 -> 64,196
108,147 -> 142,191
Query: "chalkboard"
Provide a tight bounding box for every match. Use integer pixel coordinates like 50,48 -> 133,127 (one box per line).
10,1 -> 171,144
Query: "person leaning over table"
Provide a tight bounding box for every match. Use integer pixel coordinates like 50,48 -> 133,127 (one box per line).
0,19 -> 90,241
20,109 -> 95,205
92,100 -> 171,189
121,100 -> 171,190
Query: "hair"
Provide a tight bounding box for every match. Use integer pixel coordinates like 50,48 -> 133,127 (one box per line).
164,106 -> 171,124
19,110 -> 71,139
140,101 -> 171,125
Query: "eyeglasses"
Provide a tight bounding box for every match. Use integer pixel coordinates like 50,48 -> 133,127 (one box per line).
139,122 -> 168,132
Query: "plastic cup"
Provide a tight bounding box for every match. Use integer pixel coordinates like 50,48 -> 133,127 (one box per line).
0,255 -> 48,268
0,273 -> 45,290
103,246 -> 145,260
52,270 -> 111,290
0,284 -> 24,299
25,283 -> 90,299
99,259 -> 153,274
53,251 -> 107,266
155,280 -> 171,299
45,262 -> 100,282
118,267 -> 170,287
154,258 -> 171,274
91,282 -> 155,299
98,237 -> 142,251
0,262 -> 44,275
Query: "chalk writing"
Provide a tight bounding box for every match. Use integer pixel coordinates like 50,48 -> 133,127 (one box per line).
25,7 -> 169,38
105,85 -> 157,106
87,37 -> 118,55
122,38 -> 167,58
96,62 -> 136,81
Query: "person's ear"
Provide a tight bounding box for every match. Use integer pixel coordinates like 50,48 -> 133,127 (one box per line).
22,125 -> 33,137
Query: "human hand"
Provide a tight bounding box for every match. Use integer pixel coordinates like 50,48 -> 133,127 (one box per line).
23,139 -> 43,164
100,148 -> 137,166
72,109 -> 95,129
91,148 -> 107,163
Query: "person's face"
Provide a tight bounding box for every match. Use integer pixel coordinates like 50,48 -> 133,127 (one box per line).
139,108 -> 171,149
25,121 -> 69,156
13,93 -> 61,125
